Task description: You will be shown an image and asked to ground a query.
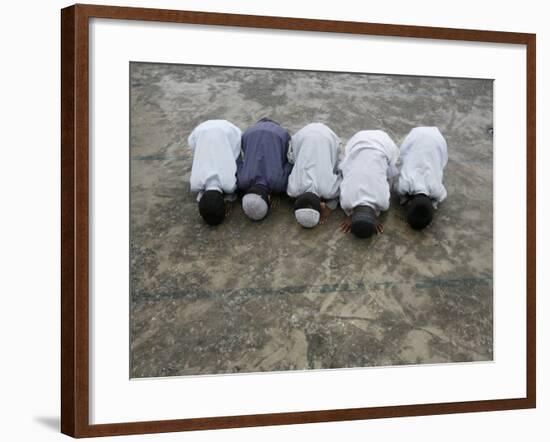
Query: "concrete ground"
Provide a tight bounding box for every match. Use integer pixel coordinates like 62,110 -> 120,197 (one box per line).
129,62 -> 493,378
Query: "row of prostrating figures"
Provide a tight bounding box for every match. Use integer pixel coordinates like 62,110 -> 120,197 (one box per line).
188,117 -> 448,238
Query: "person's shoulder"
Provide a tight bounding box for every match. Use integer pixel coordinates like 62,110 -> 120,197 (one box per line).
346,130 -> 367,145
300,122 -> 329,131
369,129 -> 393,141
408,126 -> 444,139
349,129 -> 392,144
309,122 -> 339,138
349,129 -> 383,139
193,119 -> 224,132
211,119 -> 241,132
224,120 -> 242,136
243,119 -> 269,134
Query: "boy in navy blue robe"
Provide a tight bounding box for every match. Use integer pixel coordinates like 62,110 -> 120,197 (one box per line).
237,118 -> 293,220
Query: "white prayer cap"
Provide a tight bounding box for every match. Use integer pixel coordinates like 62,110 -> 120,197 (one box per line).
295,208 -> 320,228
242,193 -> 268,221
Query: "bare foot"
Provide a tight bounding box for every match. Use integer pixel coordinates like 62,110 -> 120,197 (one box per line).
225,202 -> 233,217
376,223 -> 384,234
319,202 -> 332,225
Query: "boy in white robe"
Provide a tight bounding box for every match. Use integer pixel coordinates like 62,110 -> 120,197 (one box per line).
287,123 -> 342,228
395,127 -> 448,230
188,119 -> 241,225
339,130 -> 399,238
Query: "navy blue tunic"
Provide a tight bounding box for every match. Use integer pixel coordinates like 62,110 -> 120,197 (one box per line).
237,118 -> 292,193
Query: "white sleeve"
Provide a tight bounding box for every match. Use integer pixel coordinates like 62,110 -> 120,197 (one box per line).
432,184 -> 447,205
387,163 -> 399,180
287,140 -> 295,164
229,124 -> 242,160
394,173 -> 410,199
333,141 -> 343,173
188,128 -> 197,152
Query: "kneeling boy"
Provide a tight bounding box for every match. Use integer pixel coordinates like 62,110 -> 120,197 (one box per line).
188,119 -> 241,225
339,130 -> 399,238
237,118 -> 293,221
395,127 -> 448,230
287,123 -> 342,228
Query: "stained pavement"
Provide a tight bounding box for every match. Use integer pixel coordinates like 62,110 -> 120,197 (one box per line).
129,62 -> 493,377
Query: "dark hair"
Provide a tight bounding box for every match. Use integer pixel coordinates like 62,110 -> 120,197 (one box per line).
294,192 -> 321,213
351,205 -> 377,239
407,194 -> 434,230
246,185 -> 269,205
198,190 -> 225,226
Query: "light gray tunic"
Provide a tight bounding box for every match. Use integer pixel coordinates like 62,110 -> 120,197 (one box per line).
188,119 -> 241,202
287,123 -> 341,209
395,127 -> 448,208
339,130 -> 399,216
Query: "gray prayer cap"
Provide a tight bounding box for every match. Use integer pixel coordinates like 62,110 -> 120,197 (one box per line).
295,208 -> 320,228
294,192 -> 321,228
242,193 -> 268,221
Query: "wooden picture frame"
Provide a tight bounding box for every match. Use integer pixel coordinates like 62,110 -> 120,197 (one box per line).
61,3 -> 536,438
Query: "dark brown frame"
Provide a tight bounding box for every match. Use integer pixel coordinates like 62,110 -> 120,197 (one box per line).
61,3 -> 536,438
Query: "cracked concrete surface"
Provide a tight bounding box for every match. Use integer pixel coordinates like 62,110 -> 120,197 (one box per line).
129,62 -> 493,378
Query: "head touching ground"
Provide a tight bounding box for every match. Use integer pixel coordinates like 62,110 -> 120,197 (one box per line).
242,185 -> 269,221
407,194 -> 434,230
351,205 -> 377,238
294,192 -> 321,228
198,190 -> 225,226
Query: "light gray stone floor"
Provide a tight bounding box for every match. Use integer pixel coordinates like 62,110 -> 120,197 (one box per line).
129,62 -> 493,378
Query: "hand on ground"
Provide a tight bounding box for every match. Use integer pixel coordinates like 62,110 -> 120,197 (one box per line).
340,216 -> 352,233
225,202 -> 233,216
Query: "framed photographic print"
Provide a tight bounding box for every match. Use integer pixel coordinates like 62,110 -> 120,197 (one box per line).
61,3 -> 536,438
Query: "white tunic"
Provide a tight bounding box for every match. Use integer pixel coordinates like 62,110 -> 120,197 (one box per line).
395,127 -> 448,207
339,130 -> 399,216
287,123 -> 341,207
188,120 -> 242,201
